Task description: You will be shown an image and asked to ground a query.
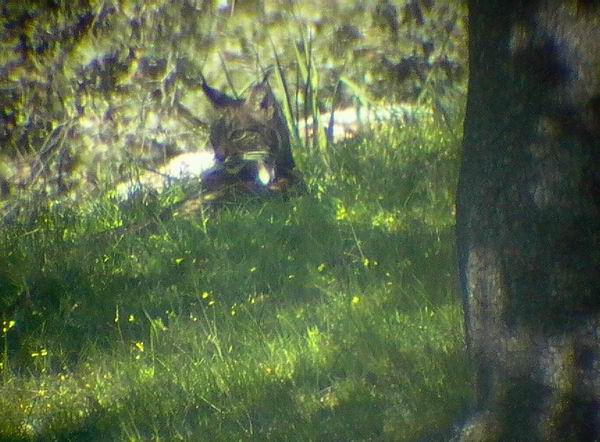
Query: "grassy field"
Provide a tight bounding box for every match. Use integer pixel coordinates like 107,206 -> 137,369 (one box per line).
0,118 -> 472,441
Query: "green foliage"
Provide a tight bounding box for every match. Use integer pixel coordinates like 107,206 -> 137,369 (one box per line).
0,118 -> 471,440
0,1 -> 470,439
0,0 -> 466,202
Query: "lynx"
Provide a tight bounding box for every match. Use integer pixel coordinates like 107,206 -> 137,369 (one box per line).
199,76 -> 300,196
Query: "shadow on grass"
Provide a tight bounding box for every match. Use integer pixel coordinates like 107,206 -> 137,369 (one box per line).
0,122 -> 473,440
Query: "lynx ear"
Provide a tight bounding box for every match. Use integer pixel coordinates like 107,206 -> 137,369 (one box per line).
245,80 -> 277,119
201,76 -> 244,108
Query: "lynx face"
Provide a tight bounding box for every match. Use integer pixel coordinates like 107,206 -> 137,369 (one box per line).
202,78 -> 295,188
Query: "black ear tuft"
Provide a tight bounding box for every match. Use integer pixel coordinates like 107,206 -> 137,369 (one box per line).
245,79 -> 276,118
201,77 -> 244,108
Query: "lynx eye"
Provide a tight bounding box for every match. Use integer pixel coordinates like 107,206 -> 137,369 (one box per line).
229,130 -> 247,141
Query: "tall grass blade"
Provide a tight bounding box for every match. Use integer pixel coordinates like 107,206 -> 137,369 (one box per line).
270,39 -> 300,146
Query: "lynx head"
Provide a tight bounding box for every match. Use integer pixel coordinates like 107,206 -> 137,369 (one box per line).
202,77 -> 294,181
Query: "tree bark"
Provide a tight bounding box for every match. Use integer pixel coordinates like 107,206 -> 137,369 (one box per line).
457,1 -> 600,440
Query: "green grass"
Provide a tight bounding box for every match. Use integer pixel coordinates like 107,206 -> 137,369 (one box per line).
0,120 -> 472,441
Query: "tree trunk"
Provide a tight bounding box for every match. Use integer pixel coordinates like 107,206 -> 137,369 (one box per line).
456,1 -> 600,440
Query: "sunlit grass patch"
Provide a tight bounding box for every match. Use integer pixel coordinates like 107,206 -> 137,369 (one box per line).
0,118 -> 471,440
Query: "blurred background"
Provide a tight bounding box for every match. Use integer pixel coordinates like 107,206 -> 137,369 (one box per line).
0,0 -> 466,203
